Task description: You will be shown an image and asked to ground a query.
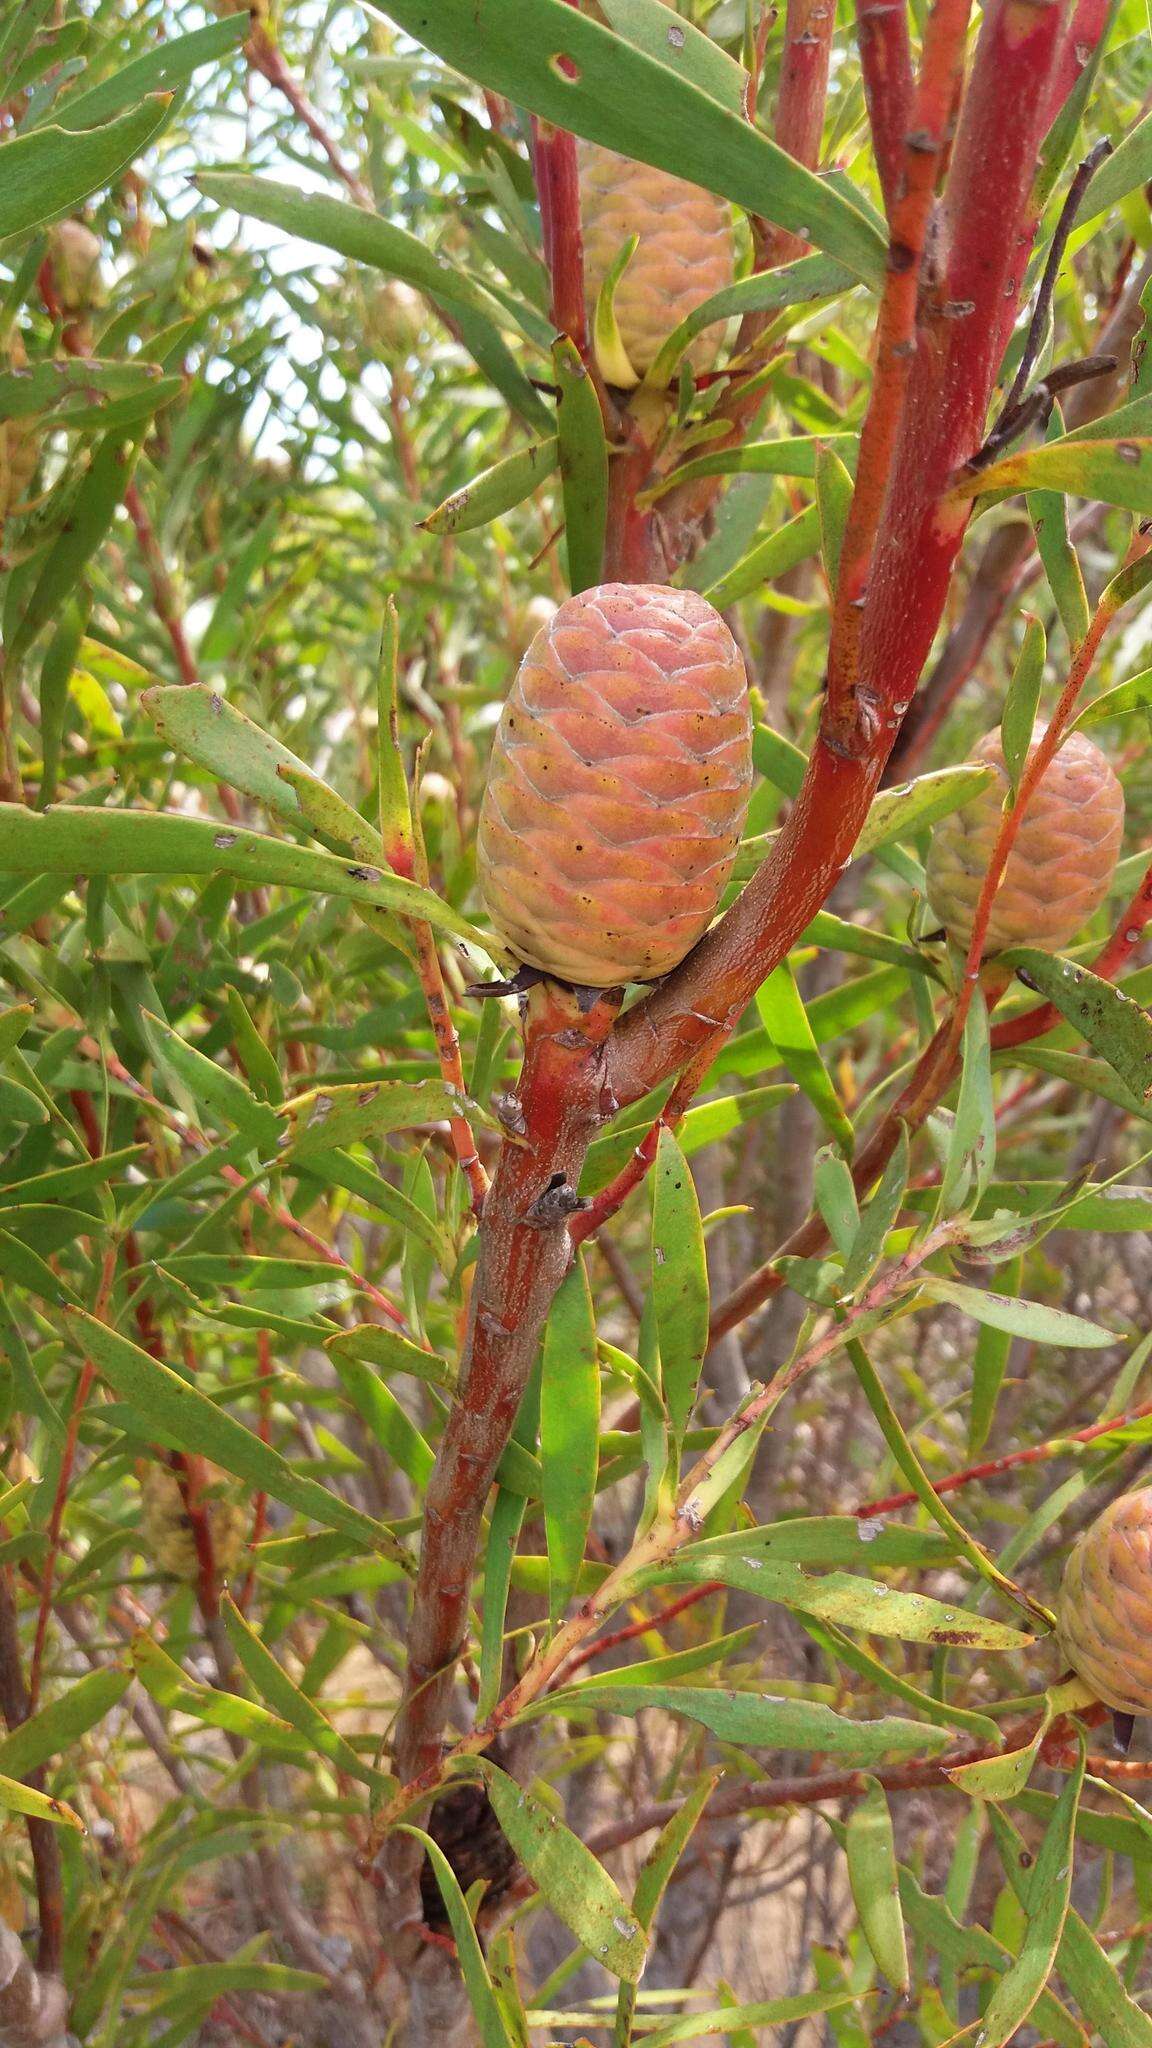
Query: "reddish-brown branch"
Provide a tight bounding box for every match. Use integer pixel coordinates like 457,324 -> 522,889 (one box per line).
387,982 -> 621,1799
606,0 -> 1074,1117
585,1705 -> 1111,1858
768,0 -> 838,262
551,1583 -> 723,1684
858,1393 -> 1152,1518
0,1572 -> 63,1977
825,0 -> 971,737
246,23 -> 373,207
532,118 -> 587,354
855,0 -> 914,215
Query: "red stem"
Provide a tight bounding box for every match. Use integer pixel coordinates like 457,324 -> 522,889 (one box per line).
858,1394 -> 1152,1518
855,0 -> 915,215
532,118 -> 588,354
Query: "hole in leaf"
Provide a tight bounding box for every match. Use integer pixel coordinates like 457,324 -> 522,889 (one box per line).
549,51 -> 581,81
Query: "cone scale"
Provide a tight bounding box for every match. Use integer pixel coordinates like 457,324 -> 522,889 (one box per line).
926,726 -> 1124,956
478,583 -> 752,987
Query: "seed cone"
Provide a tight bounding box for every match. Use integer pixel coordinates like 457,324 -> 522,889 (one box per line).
141,1460 -> 247,1583
925,725 -> 1124,956
1058,1487 -> 1152,1713
478,583 -> 752,986
578,142 -> 733,376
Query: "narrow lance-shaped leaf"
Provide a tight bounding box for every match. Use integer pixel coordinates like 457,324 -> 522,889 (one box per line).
0,1667 -> 130,1782
600,0 -> 749,114
0,804 -> 490,955
756,961 -> 854,1154
592,233 -> 641,388
815,441 -> 854,596
372,0 -> 885,284
553,334 -> 608,593
1001,617 -> 1046,790
651,1128 -> 709,1447
541,1255 -> 600,1626
0,96 -> 175,240
422,437 -> 560,536
1030,406 -> 1089,648
614,1769 -> 721,2048
1075,664 -> 1152,731
938,985 -> 995,1217
921,1274 -> 1116,1347
398,1827 -> 515,2048
969,1254 -> 1020,1457
846,1778 -> 908,1990
8,436 -> 141,667
975,1736 -> 1085,2048
1005,948 -> 1152,1102
475,1761 -> 649,1983
279,1077 -> 481,1161
221,1596 -> 393,1793
533,1682 -> 952,1759
68,1310 -> 407,1560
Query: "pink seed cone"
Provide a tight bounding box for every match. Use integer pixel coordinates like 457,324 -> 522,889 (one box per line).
478,583 -> 752,986
1058,1487 -> 1152,1713
578,142 -> 733,376
925,725 -> 1124,956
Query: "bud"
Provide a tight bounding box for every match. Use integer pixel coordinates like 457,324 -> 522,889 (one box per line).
478,582 -> 752,985
578,143 -> 732,377
925,725 -> 1124,956
45,219 -> 103,315
141,1460 -> 248,1583
0,333 -> 40,525
1057,1486 -> 1152,1713
368,280 -> 424,358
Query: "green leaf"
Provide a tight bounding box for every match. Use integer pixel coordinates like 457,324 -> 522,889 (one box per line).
0,1770 -> 83,1831
0,97 -> 174,240
553,335 -> 608,593
955,432 -> 1152,514
600,0 -> 749,114
1029,407 -> 1089,647
631,1552 -> 1032,1647
140,1010 -> 280,1150
536,1683 -> 951,1758
1007,949 -> 1152,1104
374,0 -> 884,286
478,1485 -> 527,1720
142,685 -> 314,826
196,172 -> 552,431
938,986 -> 994,1217
221,1596 -> 393,1794
582,1085 -> 793,1193
815,441 -> 854,596
0,359 -> 177,424
898,1867 -> 1086,2048
68,1310 -> 406,1560
969,1255 -> 1020,1457
841,1127 -> 909,1291
920,1275 -> 1116,1347
690,1516 -> 956,1569
858,763 -> 996,856
704,503 -> 821,607
399,1827 -> 515,2047
0,804 -> 490,954
541,1257 -> 600,1625
642,256 -> 854,393
1082,107 -> 1152,227
279,1077 -> 477,1160
813,1146 -> 859,1259
476,1761 -> 648,1982
331,1347 -> 434,1490
1000,618 -> 1046,790
325,1323 -> 453,1393
638,1991 -> 857,2046
591,232 -> 641,388
846,1778 -> 908,1990
8,435 -> 141,666
422,437 -> 559,535
644,426 -> 857,501
651,1128 -> 709,1446
0,1667 -> 130,1781
1075,664 -> 1152,731
976,1739 -> 1084,2048
756,962 -> 853,1154
52,17 -> 247,131
614,1770 -> 720,2048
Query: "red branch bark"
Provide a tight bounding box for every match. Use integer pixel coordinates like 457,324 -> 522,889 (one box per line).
856,0 -> 915,214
